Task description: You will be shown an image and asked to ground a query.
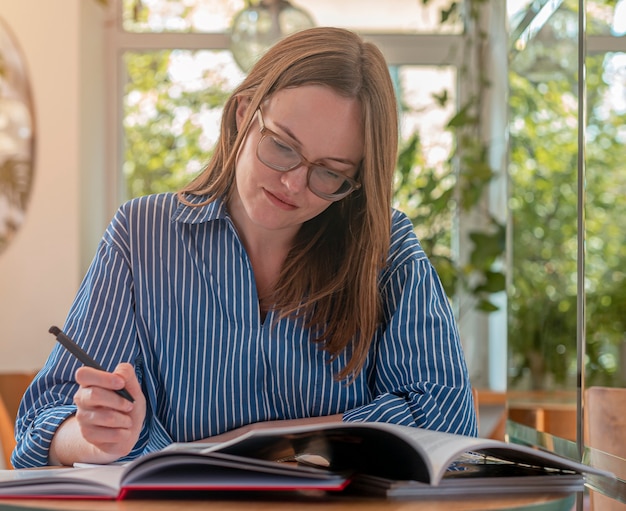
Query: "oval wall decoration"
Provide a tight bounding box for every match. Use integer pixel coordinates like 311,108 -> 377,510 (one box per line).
0,17 -> 36,256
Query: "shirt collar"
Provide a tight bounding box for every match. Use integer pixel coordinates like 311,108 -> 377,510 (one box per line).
171,193 -> 230,225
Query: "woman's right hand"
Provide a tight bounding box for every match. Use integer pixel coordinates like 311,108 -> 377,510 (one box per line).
49,363 -> 146,466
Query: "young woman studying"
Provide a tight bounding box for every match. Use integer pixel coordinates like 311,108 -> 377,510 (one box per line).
13,27 -> 477,468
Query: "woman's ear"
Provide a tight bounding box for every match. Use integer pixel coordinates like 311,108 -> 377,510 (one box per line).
235,96 -> 251,132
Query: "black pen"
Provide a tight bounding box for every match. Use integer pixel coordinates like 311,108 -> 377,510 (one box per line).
48,325 -> 135,403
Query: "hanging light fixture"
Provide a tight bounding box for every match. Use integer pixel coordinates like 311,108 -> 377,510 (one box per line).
230,0 -> 315,73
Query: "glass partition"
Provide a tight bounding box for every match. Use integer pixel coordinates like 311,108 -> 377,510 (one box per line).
507,0 -> 626,416
508,420 -> 626,505
583,46 -> 626,388
506,0 -> 626,505
507,0 -> 581,442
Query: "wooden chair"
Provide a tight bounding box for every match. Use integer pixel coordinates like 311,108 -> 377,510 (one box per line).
474,389 -> 507,440
506,390 -> 578,442
0,394 -> 15,469
584,386 -> 626,511
0,372 -> 37,469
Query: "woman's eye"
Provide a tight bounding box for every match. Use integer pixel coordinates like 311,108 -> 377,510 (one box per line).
321,168 -> 343,181
270,136 -> 296,155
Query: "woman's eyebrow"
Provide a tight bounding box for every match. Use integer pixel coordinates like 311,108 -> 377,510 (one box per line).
272,119 -> 302,145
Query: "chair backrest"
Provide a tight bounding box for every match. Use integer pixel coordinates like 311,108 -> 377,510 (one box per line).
584,386 -> 626,511
0,394 -> 15,469
0,372 -> 38,469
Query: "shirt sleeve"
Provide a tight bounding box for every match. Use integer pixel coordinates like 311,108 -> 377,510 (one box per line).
12,208 -> 171,468
343,216 -> 478,437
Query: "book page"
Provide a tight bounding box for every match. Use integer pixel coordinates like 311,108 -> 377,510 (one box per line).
0,465 -> 124,497
203,421 -> 613,486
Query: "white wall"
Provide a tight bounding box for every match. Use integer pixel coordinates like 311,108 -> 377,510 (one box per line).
0,0 -> 106,372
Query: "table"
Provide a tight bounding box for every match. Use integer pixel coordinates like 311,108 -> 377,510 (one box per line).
0,493 -> 577,511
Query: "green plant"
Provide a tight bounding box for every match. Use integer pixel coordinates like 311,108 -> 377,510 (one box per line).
395,0 -> 506,315
403,0 -> 626,391
507,0 -> 626,389
122,50 -> 235,198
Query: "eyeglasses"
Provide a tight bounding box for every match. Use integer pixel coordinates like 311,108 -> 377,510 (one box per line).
254,109 -> 361,201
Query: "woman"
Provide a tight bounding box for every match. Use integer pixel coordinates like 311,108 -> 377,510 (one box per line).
13,27 -> 477,469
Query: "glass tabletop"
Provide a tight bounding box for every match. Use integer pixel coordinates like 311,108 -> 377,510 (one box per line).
507,420 -> 626,506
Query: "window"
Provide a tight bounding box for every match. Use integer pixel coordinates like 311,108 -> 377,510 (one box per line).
508,0 -> 626,391
109,1 -> 461,202
122,48 -> 244,198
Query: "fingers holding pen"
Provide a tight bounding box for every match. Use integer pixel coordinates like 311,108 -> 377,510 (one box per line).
75,365 -> 134,409
73,363 -> 146,453
47,327 -> 146,462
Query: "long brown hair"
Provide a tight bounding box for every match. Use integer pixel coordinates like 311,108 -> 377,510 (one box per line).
178,27 -> 398,380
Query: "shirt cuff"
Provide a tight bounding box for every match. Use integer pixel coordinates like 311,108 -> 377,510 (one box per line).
342,393 -> 418,426
12,405 -> 77,468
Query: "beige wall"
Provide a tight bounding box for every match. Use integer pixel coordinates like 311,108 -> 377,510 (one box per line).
0,0 -> 106,372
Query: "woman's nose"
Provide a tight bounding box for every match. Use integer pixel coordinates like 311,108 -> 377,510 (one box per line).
279,164 -> 309,193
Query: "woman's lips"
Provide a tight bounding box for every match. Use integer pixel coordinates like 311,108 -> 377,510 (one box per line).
264,189 -> 297,210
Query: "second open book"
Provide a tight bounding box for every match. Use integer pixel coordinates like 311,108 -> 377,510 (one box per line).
0,421 -> 613,499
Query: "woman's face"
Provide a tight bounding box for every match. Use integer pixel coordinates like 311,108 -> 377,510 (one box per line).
229,85 -> 364,240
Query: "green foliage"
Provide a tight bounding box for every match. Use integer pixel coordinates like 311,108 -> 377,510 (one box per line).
508,3 -> 626,389
394,133 -> 456,296
393,127 -> 506,314
508,68 -> 579,388
412,0 -> 626,390
397,0 -> 506,314
123,50 -> 233,198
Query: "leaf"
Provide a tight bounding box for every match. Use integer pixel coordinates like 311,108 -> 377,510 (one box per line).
432,89 -> 449,107
473,271 -> 506,294
469,227 -> 506,267
447,103 -> 478,128
476,299 -> 500,313
441,2 -> 459,24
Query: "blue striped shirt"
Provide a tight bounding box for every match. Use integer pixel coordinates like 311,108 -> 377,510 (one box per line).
13,193 -> 477,468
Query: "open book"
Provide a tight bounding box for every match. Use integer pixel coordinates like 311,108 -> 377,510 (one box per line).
0,422 -> 613,499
